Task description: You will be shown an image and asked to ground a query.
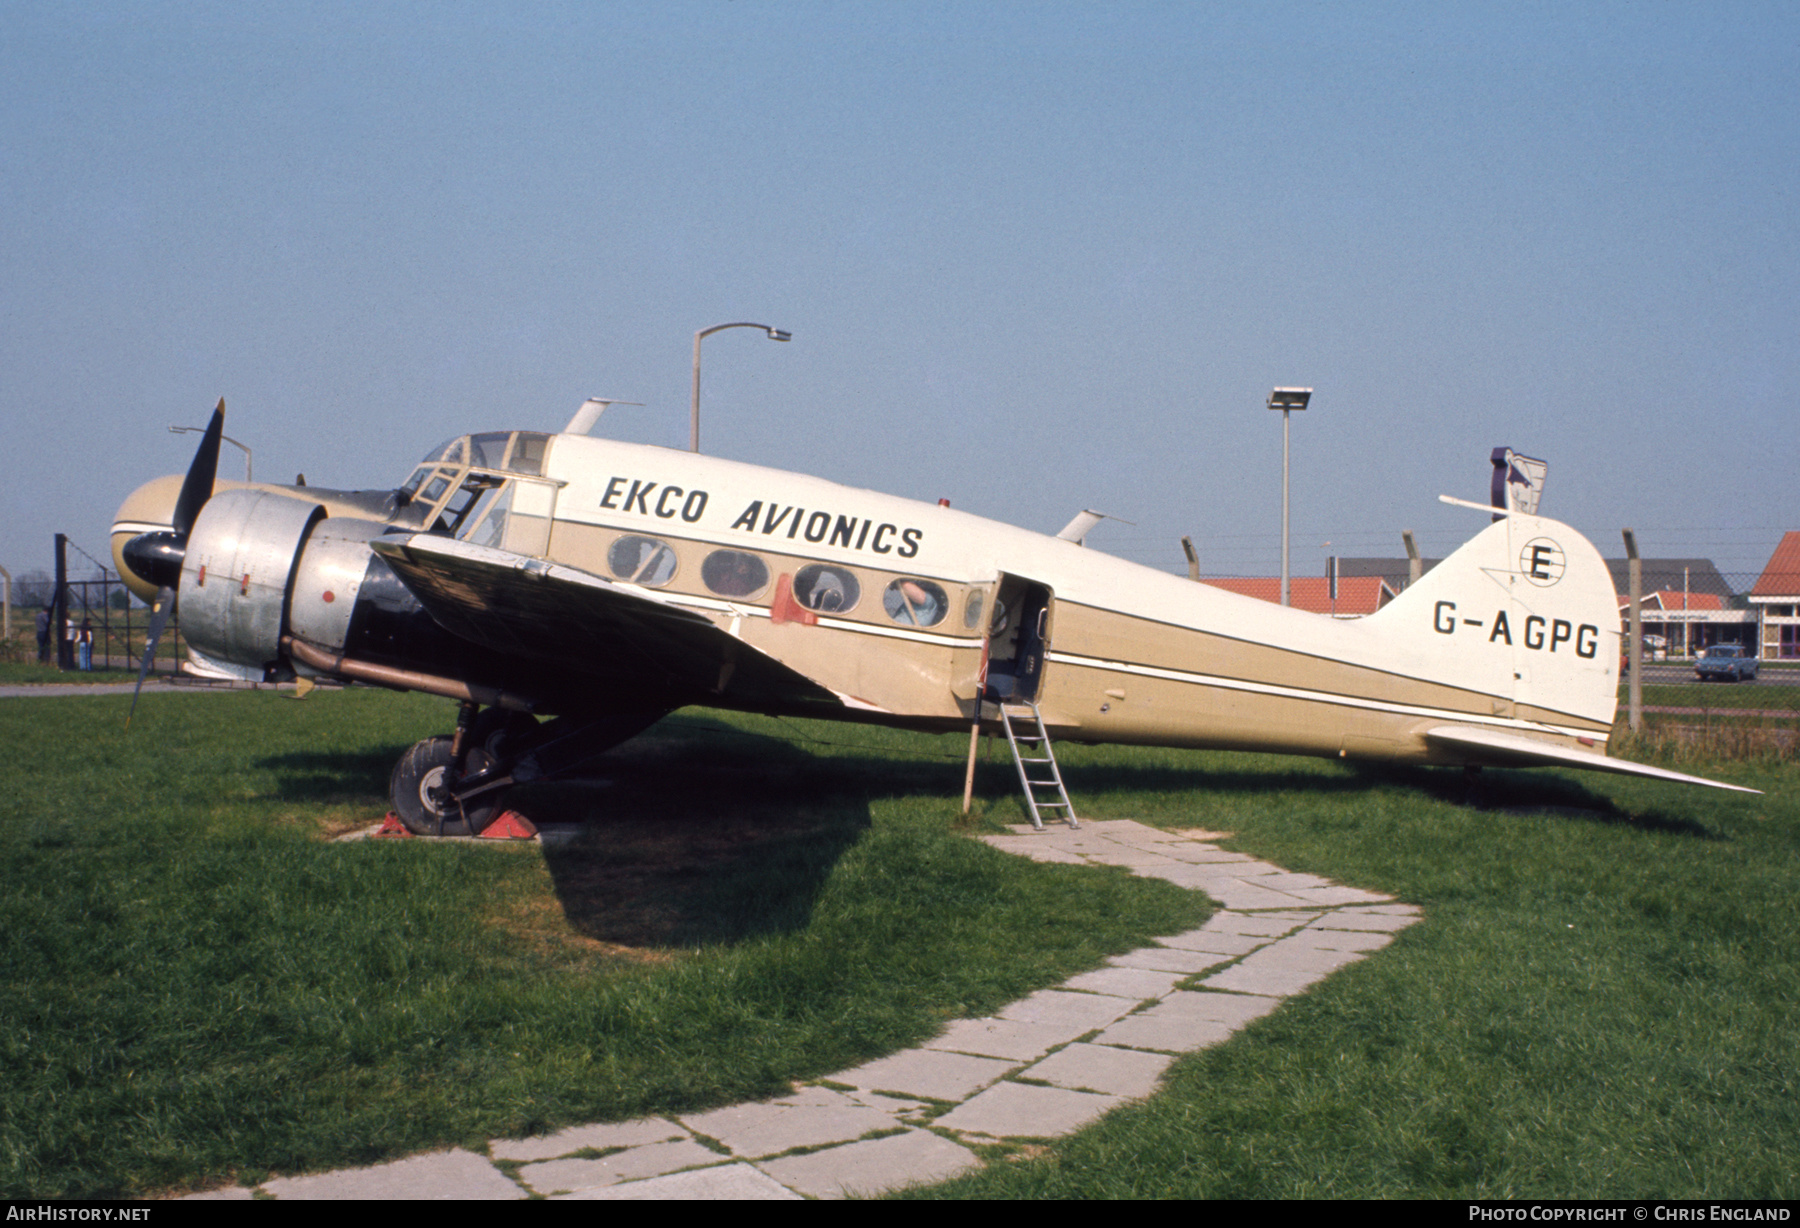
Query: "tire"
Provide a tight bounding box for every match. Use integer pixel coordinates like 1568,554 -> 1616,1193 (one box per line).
391,736 -> 457,835
389,737 -> 505,837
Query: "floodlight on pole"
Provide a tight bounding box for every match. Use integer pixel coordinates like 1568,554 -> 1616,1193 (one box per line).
1623,528 -> 1642,732
1267,387 -> 1312,606
691,323 -> 792,453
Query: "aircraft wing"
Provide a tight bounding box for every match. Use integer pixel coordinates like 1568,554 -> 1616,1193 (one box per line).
367,533 -> 841,709
1423,726 -> 1760,794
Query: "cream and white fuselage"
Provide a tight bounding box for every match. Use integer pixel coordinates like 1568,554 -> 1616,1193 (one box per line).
119,422 -> 1753,793
526,432 -> 1618,760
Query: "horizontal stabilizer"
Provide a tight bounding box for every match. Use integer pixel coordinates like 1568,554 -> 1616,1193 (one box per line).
1424,725 -> 1760,794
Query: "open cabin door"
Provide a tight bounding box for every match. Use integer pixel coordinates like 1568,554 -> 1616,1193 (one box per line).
985,575 -> 1054,704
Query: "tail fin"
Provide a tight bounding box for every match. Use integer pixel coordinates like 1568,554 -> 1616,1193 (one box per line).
1371,514 -> 1755,792
1369,512 -> 1619,736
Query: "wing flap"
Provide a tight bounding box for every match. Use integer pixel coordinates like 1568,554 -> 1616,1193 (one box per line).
1424,725 -> 1759,794
368,533 -> 839,709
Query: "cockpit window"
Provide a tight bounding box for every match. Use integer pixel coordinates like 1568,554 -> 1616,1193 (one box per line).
404,432 -> 554,502
506,433 -> 548,476
433,472 -> 504,535
460,484 -> 512,549
469,432 -> 511,469
419,470 -> 454,505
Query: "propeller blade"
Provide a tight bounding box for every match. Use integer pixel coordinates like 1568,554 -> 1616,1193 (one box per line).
171,399 -> 224,537
125,586 -> 177,730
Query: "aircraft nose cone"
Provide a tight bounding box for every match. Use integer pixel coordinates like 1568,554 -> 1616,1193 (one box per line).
121,530 -> 186,590
112,474 -> 184,602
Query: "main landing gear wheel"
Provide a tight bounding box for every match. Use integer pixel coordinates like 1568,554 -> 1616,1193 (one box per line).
389,736 -> 506,837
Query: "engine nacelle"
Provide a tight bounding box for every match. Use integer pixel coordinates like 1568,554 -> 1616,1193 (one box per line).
287,516 -> 391,657
180,490 -> 326,672
177,485 -> 479,688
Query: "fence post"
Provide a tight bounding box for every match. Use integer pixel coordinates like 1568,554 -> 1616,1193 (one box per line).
54,534 -> 72,670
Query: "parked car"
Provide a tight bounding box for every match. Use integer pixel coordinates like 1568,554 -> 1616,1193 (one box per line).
1694,644 -> 1759,682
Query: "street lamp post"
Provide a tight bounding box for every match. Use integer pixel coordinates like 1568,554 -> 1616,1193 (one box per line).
691,322 -> 791,453
170,424 -> 252,482
1267,387 -> 1312,607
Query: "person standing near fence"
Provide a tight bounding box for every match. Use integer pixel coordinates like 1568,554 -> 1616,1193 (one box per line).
36,606 -> 51,664
78,617 -> 93,671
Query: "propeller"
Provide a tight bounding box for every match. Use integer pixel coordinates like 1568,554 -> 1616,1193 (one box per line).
124,400 -> 225,728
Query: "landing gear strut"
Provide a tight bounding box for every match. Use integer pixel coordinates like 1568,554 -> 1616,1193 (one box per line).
385,699 -> 674,835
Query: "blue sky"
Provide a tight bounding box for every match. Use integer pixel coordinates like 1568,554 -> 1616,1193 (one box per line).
3,1 -> 1796,592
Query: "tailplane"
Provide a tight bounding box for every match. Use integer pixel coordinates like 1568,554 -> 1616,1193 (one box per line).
1369,513 -> 1755,793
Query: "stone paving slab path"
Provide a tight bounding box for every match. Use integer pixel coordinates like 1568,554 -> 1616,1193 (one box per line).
191,818 -> 1419,1200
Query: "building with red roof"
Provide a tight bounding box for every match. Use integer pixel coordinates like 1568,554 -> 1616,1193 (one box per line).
1750,531 -> 1800,659
1612,589 -> 1746,656
1200,574 -> 1395,618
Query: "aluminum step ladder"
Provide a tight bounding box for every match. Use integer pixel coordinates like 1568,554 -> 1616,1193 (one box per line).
998,701 -> 1079,830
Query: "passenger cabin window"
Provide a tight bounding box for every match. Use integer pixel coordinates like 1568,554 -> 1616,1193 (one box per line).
794,564 -> 860,613
609,536 -> 678,587
702,550 -> 769,598
884,578 -> 949,627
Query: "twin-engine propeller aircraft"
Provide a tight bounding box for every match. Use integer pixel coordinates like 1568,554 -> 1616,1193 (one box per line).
113,399 -> 1752,834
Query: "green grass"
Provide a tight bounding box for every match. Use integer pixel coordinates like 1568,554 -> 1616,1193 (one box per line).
3,687 -> 1794,1199
0,689 -> 1205,1197
1629,680 -> 1800,712
0,661 -> 157,684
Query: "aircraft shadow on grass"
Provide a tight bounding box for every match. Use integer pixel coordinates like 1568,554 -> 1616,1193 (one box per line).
255,712 -> 1721,952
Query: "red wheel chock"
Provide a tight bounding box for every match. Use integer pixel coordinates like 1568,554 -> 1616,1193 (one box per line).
480,810 -> 539,839
370,810 -> 538,839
